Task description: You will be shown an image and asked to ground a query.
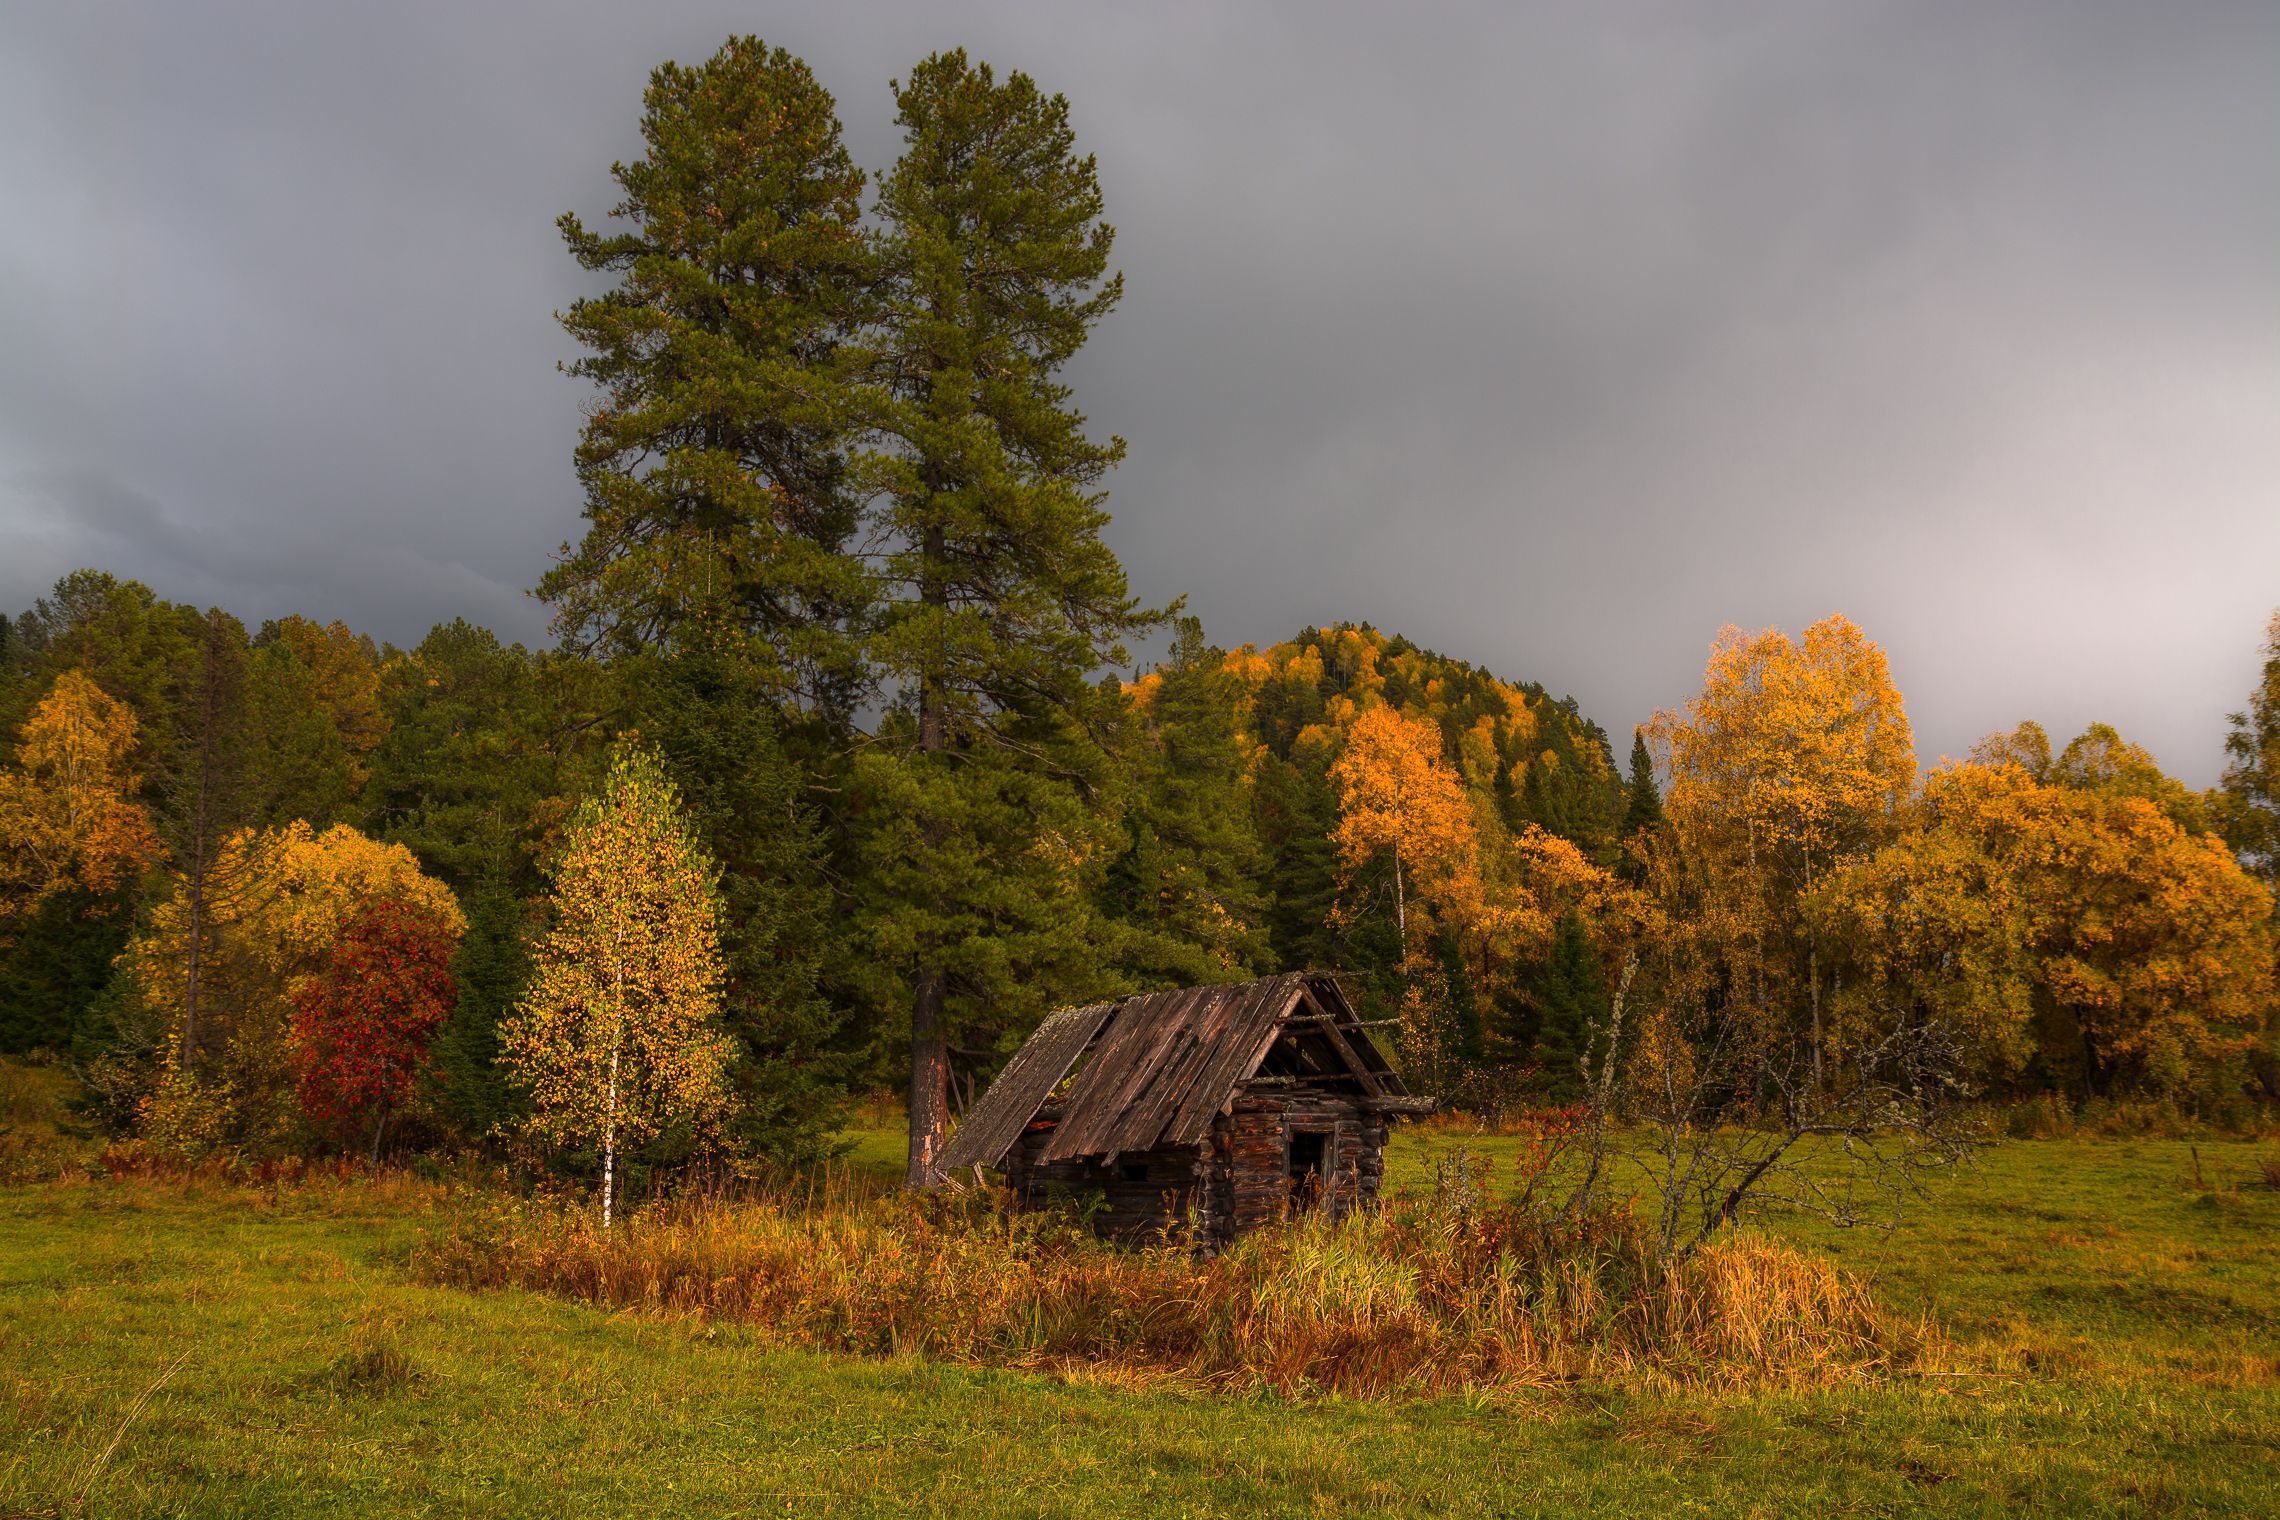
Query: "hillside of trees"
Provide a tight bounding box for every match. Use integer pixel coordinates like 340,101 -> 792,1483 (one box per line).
0,36 -> 2274,1194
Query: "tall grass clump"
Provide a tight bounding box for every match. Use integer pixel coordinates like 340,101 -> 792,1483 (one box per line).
412,1172 -> 1930,1398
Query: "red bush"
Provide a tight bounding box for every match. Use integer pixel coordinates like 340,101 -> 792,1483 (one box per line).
291,897 -> 457,1151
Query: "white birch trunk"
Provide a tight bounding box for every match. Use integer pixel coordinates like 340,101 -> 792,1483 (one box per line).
603,926 -> 624,1229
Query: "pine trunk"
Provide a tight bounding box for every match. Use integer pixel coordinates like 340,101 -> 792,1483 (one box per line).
906,524 -> 952,1189
907,961 -> 948,1188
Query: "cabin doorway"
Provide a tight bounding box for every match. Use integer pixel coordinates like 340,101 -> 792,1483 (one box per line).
1286,1129 -> 1329,1212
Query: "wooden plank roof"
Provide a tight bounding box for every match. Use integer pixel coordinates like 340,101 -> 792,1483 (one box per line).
935,972 -> 1409,1174
935,1000 -> 1117,1175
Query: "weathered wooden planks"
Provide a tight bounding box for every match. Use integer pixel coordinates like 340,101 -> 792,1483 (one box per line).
937,1001 -> 1116,1173
1039,977 -> 1310,1163
1162,976 -> 1307,1148
937,972 -> 1423,1259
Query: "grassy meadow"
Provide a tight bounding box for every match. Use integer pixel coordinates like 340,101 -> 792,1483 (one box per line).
2,1069 -> 2277,1517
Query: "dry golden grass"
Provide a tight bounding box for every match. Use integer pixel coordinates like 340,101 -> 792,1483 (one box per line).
410,1175 -> 1935,1399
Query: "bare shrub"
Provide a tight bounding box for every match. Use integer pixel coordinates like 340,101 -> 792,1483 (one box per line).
1551,952 -> 1982,1264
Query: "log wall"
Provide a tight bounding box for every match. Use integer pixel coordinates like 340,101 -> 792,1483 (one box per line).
1003,1126 -> 1206,1246
1005,1090 -> 1392,1253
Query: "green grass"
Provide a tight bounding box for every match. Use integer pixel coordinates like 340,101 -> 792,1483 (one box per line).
2,1112 -> 2277,1515
1383,1125 -> 2280,1385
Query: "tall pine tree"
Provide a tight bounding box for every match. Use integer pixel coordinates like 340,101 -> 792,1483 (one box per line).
540,37 -> 873,719
1616,728 -> 1665,884
863,51 -> 1155,1184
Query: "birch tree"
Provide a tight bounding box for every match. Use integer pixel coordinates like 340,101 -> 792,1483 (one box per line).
502,748 -> 731,1225
1651,615 -> 1914,1083
1329,705 -> 1480,959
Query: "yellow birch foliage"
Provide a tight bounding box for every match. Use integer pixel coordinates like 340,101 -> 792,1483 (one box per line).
1650,615 -> 1914,1042
1328,705 -> 1479,948
126,821 -> 462,1150
0,669 -> 163,914
1657,615 -> 1914,877
501,749 -> 732,1195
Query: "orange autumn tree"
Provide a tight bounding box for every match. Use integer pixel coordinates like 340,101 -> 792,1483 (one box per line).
1328,705 -> 1483,1084
1328,703 -> 1630,1092
1652,614 -> 1914,1081
1328,705 -> 1479,954
0,669 -> 164,919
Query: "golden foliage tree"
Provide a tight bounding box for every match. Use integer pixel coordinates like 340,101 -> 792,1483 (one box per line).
501,748 -> 732,1225
0,670 -> 163,916
1826,755 -> 2275,1099
1327,703 -> 1636,1092
1653,615 -> 1914,1079
124,821 -> 463,1152
1329,705 -> 1478,951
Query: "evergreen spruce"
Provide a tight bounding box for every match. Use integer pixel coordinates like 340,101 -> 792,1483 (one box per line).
2215,612 -> 2279,886
1257,750 -> 1343,974
367,620 -> 607,898
0,885 -> 133,1054
1106,618 -> 1274,984
1616,729 -> 1666,884
244,636 -> 358,829
540,37 -> 873,718
427,878 -> 530,1145
1530,911 -> 1607,1097
1433,926 -> 1485,1065
864,50 -> 1155,1183
629,632 -> 849,1164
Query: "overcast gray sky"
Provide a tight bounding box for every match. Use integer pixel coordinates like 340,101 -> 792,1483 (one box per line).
1,2 -> 2273,781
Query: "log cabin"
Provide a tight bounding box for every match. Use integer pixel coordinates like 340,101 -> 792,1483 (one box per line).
933,972 -> 1434,1251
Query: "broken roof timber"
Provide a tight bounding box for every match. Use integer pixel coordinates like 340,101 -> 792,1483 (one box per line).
935,973 -> 1412,1178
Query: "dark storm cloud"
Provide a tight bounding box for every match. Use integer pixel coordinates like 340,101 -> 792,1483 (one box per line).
1,3 -> 2272,779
